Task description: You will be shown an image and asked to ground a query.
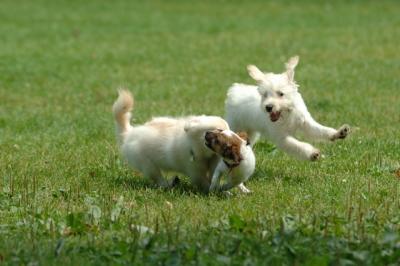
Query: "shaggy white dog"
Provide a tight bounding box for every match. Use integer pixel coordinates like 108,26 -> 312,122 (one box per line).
225,56 -> 350,161
113,90 -> 229,191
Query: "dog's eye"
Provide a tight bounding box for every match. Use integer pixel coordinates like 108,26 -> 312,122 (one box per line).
277,91 -> 284,97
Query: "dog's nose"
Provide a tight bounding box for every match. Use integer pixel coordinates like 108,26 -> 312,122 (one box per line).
265,104 -> 273,113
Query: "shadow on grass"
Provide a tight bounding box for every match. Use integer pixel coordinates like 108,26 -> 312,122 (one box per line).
112,174 -> 244,200
112,173 -> 217,197
106,140 -> 308,198
253,141 -> 318,185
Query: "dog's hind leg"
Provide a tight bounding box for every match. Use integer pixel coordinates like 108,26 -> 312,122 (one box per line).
275,135 -> 320,161
301,116 -> 350,142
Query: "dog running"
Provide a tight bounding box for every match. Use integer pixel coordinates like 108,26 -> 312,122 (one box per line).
113,90 -> 230,192
225,56 -> 350,161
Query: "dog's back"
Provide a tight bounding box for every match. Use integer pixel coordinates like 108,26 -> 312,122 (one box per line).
121,117 -> 191,173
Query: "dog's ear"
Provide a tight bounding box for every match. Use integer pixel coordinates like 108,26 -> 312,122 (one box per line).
285,55 -> 299,82
286,55 -> 299,69
237,131 -> 250,145
247,65 -> 265,83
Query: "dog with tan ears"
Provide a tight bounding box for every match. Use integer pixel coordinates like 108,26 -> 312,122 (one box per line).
113,90 -> 229,192
206,129 -> 255,193
225,56 -> 350,161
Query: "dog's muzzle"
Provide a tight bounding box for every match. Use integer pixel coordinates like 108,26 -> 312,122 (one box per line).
265,105 -> 281,122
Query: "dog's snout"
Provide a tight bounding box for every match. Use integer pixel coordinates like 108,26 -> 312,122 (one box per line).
265,104 -> 273,113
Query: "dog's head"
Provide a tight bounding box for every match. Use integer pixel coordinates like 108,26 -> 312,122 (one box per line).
204,129 -> 248,166
247,56 -> 300,122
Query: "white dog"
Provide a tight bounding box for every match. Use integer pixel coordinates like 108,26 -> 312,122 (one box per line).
225,56 -> 350,161
205,129 -> 255,193
113,90 -> 229,191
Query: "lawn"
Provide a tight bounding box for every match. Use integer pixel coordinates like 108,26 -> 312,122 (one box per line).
0,0 -> 399,264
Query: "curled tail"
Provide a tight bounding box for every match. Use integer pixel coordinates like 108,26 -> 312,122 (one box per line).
112,89 -> 134,140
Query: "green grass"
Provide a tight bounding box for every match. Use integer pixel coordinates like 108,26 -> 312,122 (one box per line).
1,0 -> 400,264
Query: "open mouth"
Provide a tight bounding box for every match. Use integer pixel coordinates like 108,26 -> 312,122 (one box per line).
270,111 -> 281,122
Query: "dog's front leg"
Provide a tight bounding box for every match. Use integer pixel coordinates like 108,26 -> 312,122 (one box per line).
301,116 -> 350,142
248,132 -> 261,147
275,135 -> 320,161
220,182 -> 250,193
209,161 -> 226,192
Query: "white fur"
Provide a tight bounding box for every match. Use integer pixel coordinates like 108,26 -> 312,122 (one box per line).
113,90 -> 229,192
209,133 -> 255,193
225,56 -> 350,161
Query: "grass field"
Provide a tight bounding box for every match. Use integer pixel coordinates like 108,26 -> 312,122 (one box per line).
1,0 -> 400,264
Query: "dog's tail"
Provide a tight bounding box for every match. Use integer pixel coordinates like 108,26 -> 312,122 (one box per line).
112,89 -> 134,141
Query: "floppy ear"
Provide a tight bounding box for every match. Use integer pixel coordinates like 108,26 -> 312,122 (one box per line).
247,65 -> 265,83
285,55 -> 299,82
237,131 -> 250,145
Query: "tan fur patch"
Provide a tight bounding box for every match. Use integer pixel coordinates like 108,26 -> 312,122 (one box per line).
237,131 -> 249,145
145,118 -> 178,131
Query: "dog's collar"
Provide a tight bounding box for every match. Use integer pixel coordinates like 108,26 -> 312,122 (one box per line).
223,160 -> 240,169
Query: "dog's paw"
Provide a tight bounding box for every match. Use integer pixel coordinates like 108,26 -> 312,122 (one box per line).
222,191 -> 233,197
240,187 -> 252,194
331,124 -> 350,141
238,183 -> 251,193
338,124 -> 350,139
309,149 -> 321,161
